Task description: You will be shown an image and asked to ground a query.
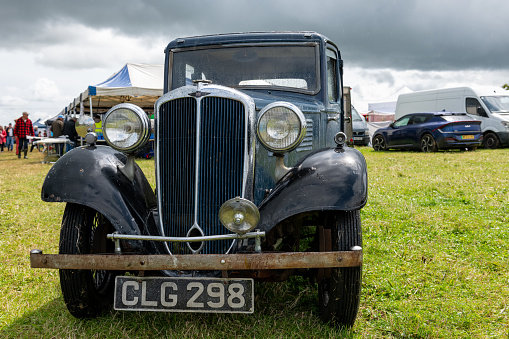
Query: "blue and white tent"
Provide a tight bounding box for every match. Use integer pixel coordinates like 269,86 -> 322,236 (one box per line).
63,63 -> 163,116
32,118 -> 47,129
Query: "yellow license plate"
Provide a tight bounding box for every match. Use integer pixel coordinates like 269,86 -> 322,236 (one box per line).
461,135 -> 474,140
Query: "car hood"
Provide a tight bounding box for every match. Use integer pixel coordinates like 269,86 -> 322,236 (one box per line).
352,120 -> 368,132
492,112 -> 509,121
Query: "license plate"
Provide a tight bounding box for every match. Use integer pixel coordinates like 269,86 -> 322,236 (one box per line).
114,276 -> 254,313
461,135 -> 474,139
353,137 -> 364,140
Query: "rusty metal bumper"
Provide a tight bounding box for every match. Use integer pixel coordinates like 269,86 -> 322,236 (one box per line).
30,249 -> 362,271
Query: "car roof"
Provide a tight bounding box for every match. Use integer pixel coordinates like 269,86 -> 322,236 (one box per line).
404,112 -> 467,117
165,31 -> 334,51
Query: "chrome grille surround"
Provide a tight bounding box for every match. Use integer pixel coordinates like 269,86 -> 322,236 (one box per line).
154,84 -> 256,255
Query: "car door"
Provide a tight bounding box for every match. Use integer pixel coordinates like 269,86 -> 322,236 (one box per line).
466,98 -> 489,130
406,114 -> 428,145
387,115 -> 412,146
325,47 -> 342,148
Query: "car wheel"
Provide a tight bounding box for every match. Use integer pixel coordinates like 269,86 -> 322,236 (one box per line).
483,132 -> 500,149
59,203 -> 117,318
372,135 -> 386,151
318,211 -> 362,328
420,134 -> 437,152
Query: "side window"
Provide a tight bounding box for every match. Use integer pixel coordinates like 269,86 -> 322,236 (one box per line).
326,49 -> 338,102
410,115 -> 428,124
466,98 -> 487,117
393,116 -> 411,127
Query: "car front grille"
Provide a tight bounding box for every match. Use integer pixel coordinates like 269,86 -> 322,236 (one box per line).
158,96 -> 246,254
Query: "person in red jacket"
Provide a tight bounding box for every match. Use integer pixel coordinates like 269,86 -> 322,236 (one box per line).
0,125 -> 6,152
14,112 -> 34,159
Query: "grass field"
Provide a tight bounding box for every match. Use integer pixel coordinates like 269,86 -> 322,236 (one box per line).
0,147 -> 508,338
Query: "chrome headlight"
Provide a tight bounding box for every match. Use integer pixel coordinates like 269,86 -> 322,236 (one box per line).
103,103 -> 150,153
257,102 -> 306,153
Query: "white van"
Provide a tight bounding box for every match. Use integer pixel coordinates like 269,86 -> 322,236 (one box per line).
395,86 -> 509,148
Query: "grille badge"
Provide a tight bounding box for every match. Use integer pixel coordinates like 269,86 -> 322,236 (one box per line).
189,91 -> 210,98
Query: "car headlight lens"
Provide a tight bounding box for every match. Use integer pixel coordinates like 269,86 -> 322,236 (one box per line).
502,121 -> 509,129
103,103 -> 150,153
219,197 -> 260,234
257,102 -> 306,153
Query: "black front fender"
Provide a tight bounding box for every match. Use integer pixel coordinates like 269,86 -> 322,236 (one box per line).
257,146 -> 368,231
41,146 -> 157,244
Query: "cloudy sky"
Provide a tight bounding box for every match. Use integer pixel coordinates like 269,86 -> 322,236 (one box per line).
1,0 -> 508,126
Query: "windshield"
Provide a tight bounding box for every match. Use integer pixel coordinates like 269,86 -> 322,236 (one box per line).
351,106 -> 364,121
171,45 -> 319,93
481,96 -> 509,113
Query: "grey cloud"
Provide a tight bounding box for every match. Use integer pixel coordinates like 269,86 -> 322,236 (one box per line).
1,0 -> 508,72
372,70 -> 396,86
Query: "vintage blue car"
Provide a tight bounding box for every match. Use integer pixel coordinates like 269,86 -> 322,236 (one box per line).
32,32 -> 368,328
372,112 -> 483,152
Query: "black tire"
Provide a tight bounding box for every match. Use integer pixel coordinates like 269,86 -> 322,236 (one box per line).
372,135 -> 387,151
483,132 -> 500,149
59,203 -> 117,318
420,134 -> 437,152
318,211 -> 362,328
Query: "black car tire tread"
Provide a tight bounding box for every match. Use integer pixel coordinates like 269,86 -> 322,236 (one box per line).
59,203 -> 116,318
483,132 -> 500,149
318,210 -> 362,328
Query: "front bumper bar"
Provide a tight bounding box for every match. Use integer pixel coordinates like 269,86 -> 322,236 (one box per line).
30,249 -> 362,271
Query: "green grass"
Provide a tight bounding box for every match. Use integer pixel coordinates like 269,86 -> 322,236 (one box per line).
0,147 -> 508,338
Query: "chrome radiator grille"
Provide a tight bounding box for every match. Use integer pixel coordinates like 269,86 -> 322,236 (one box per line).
158,96 -> 246,254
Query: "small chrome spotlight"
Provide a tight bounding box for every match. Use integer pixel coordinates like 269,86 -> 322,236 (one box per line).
334,132 -> 347,148
219,197 -> 260,234
85,132 -> 97,146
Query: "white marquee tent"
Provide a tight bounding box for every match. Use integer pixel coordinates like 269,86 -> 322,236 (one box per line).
367,86 -> 413,114
362,87 -> 414,141
61,63 -> 164,117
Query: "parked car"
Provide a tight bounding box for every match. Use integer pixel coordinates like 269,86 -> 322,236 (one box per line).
395,86 -> 509,149
372,112 -> 482,152
32,32 -> 368,328
351,106 -> 370,146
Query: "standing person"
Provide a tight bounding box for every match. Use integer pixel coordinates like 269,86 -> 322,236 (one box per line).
93,114 -> 102,134
14,112 -> 34,159
51,115 -> 65,156
6,123 -> 14,151
62,116 -> 78,152
0,126 -> 6,152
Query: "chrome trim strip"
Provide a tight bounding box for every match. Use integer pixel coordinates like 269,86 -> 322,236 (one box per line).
193,95 -> 202,227
107,231 -> 265,243
186,224 -> 205,254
